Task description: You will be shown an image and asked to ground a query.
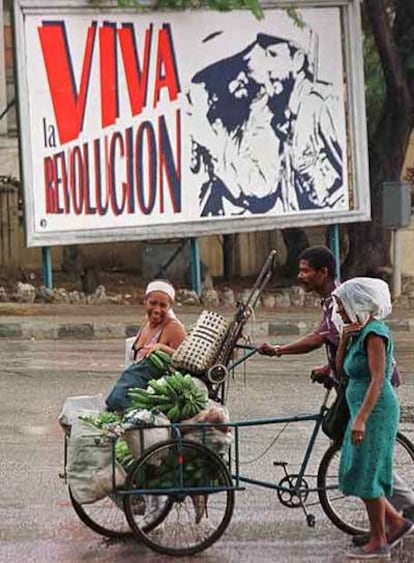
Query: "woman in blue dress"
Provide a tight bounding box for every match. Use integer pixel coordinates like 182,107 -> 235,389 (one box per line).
333,278 -> 413,560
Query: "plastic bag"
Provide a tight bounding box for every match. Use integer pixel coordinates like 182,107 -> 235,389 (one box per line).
123,409 -> 170,461
124,336 -> 137,368
181,401 -> 232,455
66,420 -> 126,504
58,394 -> 106,431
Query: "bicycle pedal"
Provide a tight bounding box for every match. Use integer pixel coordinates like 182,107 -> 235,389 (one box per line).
273,461 -> 287,467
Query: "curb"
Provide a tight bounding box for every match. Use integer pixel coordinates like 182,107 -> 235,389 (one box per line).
0,318 -> 413,340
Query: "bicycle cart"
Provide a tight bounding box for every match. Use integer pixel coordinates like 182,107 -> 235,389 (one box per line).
62,250 -> 414,556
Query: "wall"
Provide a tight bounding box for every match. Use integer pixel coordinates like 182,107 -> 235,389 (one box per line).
400,134 -> 414,276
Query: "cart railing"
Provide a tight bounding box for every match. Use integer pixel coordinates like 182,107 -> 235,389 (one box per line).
64,386 -> 332,498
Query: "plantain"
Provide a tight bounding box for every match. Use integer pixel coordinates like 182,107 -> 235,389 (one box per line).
129,387 -> 151,398
180,402 -> 193,420
128,395 -> 151,405
181,375 -> 196,392
147,352 -> 165,375
166,404 -> 181,422
166,373 -> 184,393
152,349 -> 172,364
147,379 -> 168,394
195,390 -> 208,406
155,403 -> 172,415
163,379 -> 178,401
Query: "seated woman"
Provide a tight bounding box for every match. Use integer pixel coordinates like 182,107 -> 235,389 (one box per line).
106,280 -> 186,412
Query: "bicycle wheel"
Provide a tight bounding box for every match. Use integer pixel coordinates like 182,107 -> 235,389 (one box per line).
69,487 -> 130,538
317,431 -> 414,535
123,439 -> 235,556
69,486 -> 172,538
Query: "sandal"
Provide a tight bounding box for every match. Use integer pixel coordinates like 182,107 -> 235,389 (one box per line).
346,544 -> 391,560
388,519 -> 414,549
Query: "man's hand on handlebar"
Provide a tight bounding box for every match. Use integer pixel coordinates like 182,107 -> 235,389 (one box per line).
257,343 -> 283,357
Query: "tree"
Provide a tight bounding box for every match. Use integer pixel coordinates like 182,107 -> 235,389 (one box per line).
342,0 -> 414,276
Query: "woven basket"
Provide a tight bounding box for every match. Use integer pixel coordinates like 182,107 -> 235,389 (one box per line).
171,310 -> 229,375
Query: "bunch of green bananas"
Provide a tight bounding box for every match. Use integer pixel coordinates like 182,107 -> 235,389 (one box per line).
146,349 -> 172,376
128,372 -> 208,422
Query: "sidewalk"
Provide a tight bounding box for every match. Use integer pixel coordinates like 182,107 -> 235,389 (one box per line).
1,302 -> 414,339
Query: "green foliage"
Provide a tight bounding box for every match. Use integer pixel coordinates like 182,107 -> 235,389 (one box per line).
88,0 -> 305,24
286,7 -> 305,29
88,0 -> 263,19
362,1 -> 414,141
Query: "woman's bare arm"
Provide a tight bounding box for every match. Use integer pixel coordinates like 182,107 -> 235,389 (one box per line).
159,321 -> 186,352
351,334 -> 386,444
140,320 -> 186,357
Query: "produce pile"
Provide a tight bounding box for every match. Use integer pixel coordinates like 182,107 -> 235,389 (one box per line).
129,373 -> 208,422
128,350 -> 209,421
78,412 -> 135,470
79,350 -> 212,470
140,446 -> 222,490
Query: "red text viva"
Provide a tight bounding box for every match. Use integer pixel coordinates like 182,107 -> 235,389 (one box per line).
38,20 -> 181,145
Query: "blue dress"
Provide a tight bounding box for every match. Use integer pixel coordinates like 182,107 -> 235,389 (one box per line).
339,320 -> 400,499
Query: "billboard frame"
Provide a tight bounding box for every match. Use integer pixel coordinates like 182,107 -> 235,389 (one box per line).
13,0 -> 370,247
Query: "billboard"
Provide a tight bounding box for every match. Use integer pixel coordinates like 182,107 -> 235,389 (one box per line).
13,0 -> 370,246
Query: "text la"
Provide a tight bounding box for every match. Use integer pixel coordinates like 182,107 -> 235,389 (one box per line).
38,21 -> 181,144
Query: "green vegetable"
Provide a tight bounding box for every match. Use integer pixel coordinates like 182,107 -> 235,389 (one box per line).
115,439 -> 135,470
79,411 -> 122,429
127,372 -> 208,422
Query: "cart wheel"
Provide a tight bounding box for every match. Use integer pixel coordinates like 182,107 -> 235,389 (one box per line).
317,431 -> 414,535
69,487 -> 130,538
123,439 -> 235,556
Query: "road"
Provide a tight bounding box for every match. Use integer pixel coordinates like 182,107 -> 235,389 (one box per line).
0,334 -> 413,562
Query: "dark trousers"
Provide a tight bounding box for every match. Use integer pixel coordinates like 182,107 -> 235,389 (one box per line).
105,359 -> 158,412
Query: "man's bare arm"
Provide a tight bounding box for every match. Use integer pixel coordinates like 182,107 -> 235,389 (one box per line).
259,332 -> 325,357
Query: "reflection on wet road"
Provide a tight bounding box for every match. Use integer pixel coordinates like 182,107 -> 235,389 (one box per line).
0,335 -> 413,562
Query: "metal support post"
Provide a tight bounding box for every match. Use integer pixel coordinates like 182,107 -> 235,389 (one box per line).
327,224 -> 341,281
190,238 -> 201,295
392,229 -> 402,299
41,246 -> 53,289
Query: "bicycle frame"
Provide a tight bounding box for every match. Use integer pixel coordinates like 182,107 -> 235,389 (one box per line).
115,386 -> 332,499
224,347 -> 331,491
230,388 -> 331,496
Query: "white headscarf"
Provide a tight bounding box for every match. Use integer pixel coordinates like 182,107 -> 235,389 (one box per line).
144,280 -> 178,321
332,277 -> 392,326
145,280 -> 175,302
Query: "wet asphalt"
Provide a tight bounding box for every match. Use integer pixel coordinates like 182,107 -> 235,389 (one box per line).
0,329 -> 413,562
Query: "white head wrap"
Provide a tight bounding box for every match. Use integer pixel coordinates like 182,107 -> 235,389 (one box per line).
145,280 -> 175,302
332,277 -> 392,326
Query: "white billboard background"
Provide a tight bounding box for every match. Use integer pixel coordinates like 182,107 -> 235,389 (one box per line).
15,3 -> 368,245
